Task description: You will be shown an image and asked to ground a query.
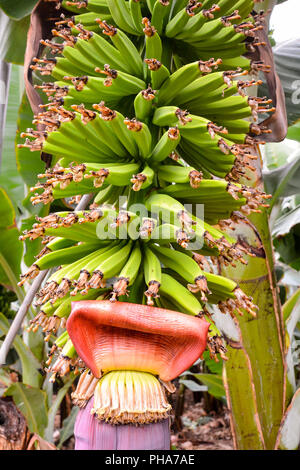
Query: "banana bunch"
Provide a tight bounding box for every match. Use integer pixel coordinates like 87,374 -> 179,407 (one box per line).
20,204 -> 257,358
20,0 -> 273,370
51,0 -> 268,72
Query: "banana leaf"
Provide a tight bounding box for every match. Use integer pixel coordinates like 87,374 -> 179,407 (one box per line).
4,382 -> 48,436
0,63 -> 26,208
0,313 -> 42,387
57,406 -> 79,449
0,11 -> 30,65
0,1 -> 38,20
0,188 -> 23,292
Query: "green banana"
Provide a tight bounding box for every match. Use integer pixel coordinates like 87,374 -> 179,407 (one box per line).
98,18 -> 144,74
106,0 -> 138,35
93,103 -> 139,157
173,71 -> 234,106
150,223 -> 193,248
20,0 -> 270,376
83,162 -> 140,188
32,242 -> 101,272
161,181 -> 245,205
131,165 -> 155,191
34,244 -> 114,302
119,271 -> 145,304
145,192 -> 196,231
143,245 -> 162,305
84,240 -> 133,291
54,288 -> 106,318
165,1 -> 202,38
175,4 -> 221,40
151,244 -> 211,301
71,242 -> 124,294
134,87 -> 156,121
43,237 -> 75,252
156,60 -> 222,106
82,0 -> 111,14
186,11 -> 242,43
151,0 -> 172,35
129,0 -> 144,34
69,29 -> 132,74
146,0 -> 157,13
123,118 -> 152,159
94,185 -> 125,206
159,273 -> 203,316
61,70 -> 146,103
149,127 -> 181,164
54,329 -> 70,348
157,165 -> 202,187
111,242 -> 142,300
144,58 -> 170,90
143,18 -> 163,61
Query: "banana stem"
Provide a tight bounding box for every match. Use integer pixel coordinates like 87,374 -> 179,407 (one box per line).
0,193 -> 93,365
0,269 -> 48,365
174,381 -> 186,432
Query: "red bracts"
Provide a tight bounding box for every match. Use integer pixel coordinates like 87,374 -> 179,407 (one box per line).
67,300 -> 210,381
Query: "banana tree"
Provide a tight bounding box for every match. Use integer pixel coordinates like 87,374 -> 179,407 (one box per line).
1,0 -> 298,451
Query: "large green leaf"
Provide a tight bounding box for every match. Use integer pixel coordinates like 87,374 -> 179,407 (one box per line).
287,121 -> 300,142
0,60 -> 10,150
280,265 -> 300,286
0,189 -> 23,288
263,152 -> 300,208
283,287 -> 300,323
0,63 -> 25,207
179,379 -> 207,393
0,313 -> 42,388
57,406 -> 79,449
274,234 -> 300,270
0,12 -> 30,64
16,92 -> 45,188
21,215 -> 43,268
263,140 -> 299,170
0,0 -> 38,20
4,382 -> 48,435
273,205 -> 300,237
193,373 -> 225,399
180,371 -> 225,399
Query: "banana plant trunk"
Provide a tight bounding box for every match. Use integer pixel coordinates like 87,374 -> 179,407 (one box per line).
222,170 -> 287,449
221,0 -> 289,445
218,0 -> 291,449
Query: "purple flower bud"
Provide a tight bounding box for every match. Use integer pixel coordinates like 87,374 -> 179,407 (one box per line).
74,398 -> 171,450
